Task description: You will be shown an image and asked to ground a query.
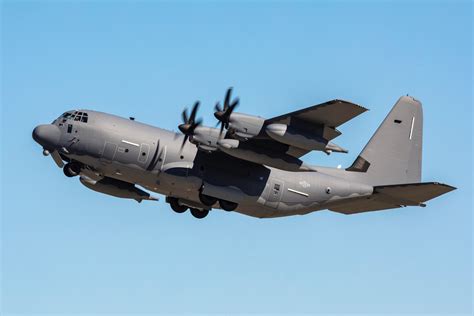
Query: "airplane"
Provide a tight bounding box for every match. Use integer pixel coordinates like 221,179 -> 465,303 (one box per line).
32,88 -> 455,219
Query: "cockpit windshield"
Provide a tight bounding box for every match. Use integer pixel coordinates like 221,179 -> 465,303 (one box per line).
58,111 -> 89,123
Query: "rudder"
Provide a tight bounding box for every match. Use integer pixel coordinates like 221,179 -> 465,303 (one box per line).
347,96 -> 423,186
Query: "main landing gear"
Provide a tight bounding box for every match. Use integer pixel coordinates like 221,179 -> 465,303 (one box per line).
167,197 -> 210,219
219,199 -> 238,212
167,195 -> 239,219
199,191 -> 238,212
190,208 -> 209,219
169,197 -> 188,213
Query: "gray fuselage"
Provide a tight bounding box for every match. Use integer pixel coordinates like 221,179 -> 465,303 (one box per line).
38,110 -> 373,218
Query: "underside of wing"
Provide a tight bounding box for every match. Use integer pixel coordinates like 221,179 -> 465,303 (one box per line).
328,182 -> 456,215
241,138 -> 310,158
266,99 -> 368,140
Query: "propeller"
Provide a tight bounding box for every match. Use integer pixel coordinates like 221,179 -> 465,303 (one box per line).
178,101 -> 202,150
214,87 -> 239,135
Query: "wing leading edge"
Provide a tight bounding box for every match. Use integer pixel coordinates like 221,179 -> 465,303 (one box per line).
266,99 -> 368,141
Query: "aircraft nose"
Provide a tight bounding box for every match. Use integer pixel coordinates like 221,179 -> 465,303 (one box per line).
32,124 -> 61,149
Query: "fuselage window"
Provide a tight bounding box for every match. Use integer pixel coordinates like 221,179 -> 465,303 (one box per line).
61,112 -> 72,123
67,124 -> 73,133
81,113 -> 88,123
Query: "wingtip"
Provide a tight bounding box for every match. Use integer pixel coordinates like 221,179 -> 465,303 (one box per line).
431,182 -> 457,192
335,99 -> 369,113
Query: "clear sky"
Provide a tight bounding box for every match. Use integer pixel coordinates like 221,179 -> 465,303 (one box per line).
1,1 -> 472,315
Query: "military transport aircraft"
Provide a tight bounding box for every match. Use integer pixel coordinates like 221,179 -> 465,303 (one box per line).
32,88 -> 455,219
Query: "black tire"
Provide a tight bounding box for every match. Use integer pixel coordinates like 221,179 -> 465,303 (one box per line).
63,162 -> 80,177
190,208 -> 209,219
170,198 -> 188,213
199,192 -> 218,206
219,200 -> 238,212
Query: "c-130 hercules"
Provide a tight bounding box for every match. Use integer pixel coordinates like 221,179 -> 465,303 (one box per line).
32,88 -> 455,219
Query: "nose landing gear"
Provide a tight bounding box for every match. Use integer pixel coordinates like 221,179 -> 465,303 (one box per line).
63,162 -> 82,177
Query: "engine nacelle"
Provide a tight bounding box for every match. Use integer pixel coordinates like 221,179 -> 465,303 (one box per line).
228,112 -> 265,139
190,126 -> 221,152
80,176 -> 157,202
265,123 -> 348,154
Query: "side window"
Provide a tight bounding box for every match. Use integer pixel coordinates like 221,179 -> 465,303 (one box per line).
67,124 -> 73,133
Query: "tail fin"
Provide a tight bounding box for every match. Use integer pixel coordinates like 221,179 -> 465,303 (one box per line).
347,96 -> 423,185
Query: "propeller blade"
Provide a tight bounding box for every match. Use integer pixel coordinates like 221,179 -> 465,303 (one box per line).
180,135 -> 188,150
224,87 -> 232,110
213,87 -> 239,135
190,101 -> 200,122
181,109 -> 188,123
230,97 -> 239,110
219,122 -> 225,136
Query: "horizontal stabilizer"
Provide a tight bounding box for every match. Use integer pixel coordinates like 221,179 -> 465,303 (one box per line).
329,182 -> 456,215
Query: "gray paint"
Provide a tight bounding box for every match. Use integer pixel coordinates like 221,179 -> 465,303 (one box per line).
32,95 -> 455,219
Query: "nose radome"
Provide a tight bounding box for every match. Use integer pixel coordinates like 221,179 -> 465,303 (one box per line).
32,124 -> 61,149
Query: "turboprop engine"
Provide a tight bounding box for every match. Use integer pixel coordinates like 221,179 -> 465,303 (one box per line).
227,112 -> 265,139
190,126 -> 221,152
213,87 -> 264,140
80,176 -> 157,202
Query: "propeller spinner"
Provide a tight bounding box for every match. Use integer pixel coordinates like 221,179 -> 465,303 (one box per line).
178,101 -> 202,149
214,87 -> 239,135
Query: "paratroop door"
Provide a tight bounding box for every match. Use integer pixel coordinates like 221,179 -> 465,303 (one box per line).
265,179 -> 284,208
101,142 -> 117,163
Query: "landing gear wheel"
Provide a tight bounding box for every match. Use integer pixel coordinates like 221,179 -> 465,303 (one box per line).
190,208 -> 209,219
63,162 -> 81,177
219,200 -> 238,212
199,192 -> 218,207
169,198 -> 188,213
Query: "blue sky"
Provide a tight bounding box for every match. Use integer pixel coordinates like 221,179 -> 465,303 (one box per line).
1,1 -> 472,314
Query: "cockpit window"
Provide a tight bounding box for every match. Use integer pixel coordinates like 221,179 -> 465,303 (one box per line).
61,111 -> 89,123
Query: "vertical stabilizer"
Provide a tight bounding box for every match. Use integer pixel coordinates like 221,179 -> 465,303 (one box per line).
347,96 -> 423,186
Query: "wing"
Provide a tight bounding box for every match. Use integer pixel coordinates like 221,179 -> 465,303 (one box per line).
266,99 -> 368,140
328,182 -> 456,215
